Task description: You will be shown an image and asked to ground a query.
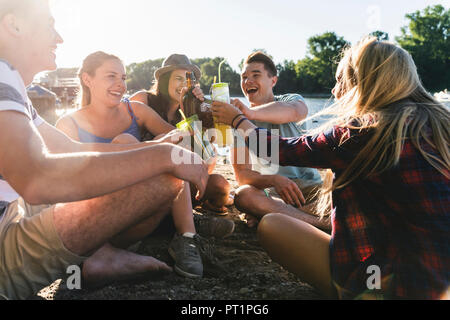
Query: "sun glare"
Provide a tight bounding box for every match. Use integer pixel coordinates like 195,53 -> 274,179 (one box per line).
48,0 -> 209,69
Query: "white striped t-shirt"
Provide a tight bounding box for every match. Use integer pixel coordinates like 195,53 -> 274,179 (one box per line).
0,59 -> 44,203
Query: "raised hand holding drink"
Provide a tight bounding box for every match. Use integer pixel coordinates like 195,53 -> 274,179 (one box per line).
211,82 -> 233,147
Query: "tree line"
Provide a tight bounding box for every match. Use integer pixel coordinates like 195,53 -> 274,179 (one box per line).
127,5 -> 448,95
45,5 -> 449,96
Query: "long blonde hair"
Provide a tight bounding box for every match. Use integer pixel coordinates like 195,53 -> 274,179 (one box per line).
306,37 -> 449,215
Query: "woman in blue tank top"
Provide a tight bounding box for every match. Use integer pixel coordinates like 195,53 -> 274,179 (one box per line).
56,51 -> 174,144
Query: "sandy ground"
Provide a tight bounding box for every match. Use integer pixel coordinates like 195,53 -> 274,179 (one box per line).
34,161 -> 324,300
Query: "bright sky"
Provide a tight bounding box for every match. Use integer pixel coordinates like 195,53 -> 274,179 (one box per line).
50,0 -> 449,71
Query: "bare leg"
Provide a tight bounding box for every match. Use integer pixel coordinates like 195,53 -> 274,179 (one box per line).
53,173 -> 182,255
80,242 -> 172,288
234,185 -> 330,230
52,173 -> 182,287
112,133 -> 196,237
258,213 -> 336,298
171,182 -> 195,235
201,174 -> 231,213
110,212 -> 168,249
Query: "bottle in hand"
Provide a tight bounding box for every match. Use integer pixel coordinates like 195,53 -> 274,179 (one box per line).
180,72 -> 216,160
182,72 -> 215,129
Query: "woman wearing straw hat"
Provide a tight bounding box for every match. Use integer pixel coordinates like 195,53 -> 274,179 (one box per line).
130,54 -> 234,215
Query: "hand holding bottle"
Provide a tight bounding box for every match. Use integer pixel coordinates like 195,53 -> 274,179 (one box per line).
180,84 -> 204,107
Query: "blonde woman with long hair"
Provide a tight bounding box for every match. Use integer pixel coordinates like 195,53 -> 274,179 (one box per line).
211,37 -> 449,299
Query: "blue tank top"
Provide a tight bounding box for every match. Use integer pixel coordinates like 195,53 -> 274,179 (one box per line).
72,99 -> 141,143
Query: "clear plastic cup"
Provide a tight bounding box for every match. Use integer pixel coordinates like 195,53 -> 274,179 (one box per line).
176,114 -> 216,160
211,83 -> 233,147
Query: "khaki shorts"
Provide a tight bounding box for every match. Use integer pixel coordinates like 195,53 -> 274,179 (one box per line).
0,198 -> 85,300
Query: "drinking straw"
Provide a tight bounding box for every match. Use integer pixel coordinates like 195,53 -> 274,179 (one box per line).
179,109 -> 187,121
218,59 -> 226,83
213,76 -> 217,85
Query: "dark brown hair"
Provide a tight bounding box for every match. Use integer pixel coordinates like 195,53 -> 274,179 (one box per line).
244,51 -> 278,77
146,71 -> 181,124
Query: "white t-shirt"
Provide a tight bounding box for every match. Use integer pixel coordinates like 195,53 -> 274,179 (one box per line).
0,59 -> 44,203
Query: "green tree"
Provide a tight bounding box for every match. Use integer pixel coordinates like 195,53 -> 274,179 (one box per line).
296,32 -> 349,93
194,57 -> 241,96
396,5 -> 449,91
126,57 -> 241,96
307,32 -> 348,63
238,48 -> 273,71
275,60 -> 298,94
370,30 -> 389,41
126,58 -> 164,93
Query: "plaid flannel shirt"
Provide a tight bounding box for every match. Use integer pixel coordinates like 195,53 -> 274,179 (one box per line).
246,126 -> 449,299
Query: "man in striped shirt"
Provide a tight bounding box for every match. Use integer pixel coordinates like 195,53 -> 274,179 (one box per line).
0,0 -> 209,299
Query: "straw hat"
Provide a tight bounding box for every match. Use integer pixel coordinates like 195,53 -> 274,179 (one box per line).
154,54 -> 201,81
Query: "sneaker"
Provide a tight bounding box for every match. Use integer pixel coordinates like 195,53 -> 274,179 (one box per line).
168,233 -> 203,279
194,215 -> 235,239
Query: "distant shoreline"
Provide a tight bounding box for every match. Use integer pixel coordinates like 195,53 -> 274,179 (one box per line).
230,93 -> 333,99
300,93 -> 333,99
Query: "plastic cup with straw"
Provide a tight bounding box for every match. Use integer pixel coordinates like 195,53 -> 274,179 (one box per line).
176,109 -> 215,160
211,59 -> 232,147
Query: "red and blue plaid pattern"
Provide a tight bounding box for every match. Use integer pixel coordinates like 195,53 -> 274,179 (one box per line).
248,126 -> 449,299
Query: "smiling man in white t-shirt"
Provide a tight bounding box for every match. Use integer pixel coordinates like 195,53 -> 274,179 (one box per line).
215,52 -> 330,230
0,0 -> 210,299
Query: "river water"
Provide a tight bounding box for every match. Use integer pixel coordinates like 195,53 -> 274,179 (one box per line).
237,96 -> 450,130
54,96 -> 449,157
235,96 -> 334,130
56,96 -> 448,131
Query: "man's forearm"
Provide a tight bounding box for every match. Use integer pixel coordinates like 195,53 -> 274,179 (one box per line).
234,167 -> 275,189
0,114 -> 183,205
74,139 -> 161,153
39,121 -> 163,154
248,101 -> 307,124
26,143 -> 175,204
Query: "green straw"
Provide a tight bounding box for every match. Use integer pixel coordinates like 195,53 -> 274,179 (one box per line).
218,59 -> 226,83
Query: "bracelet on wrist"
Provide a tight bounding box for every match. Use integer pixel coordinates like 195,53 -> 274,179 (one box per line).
234,117 -> 248,130
231,113 -> 244,128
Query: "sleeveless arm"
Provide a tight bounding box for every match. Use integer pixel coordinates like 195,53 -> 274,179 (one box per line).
55,115 -> 81,141
130,101 -> 174,136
